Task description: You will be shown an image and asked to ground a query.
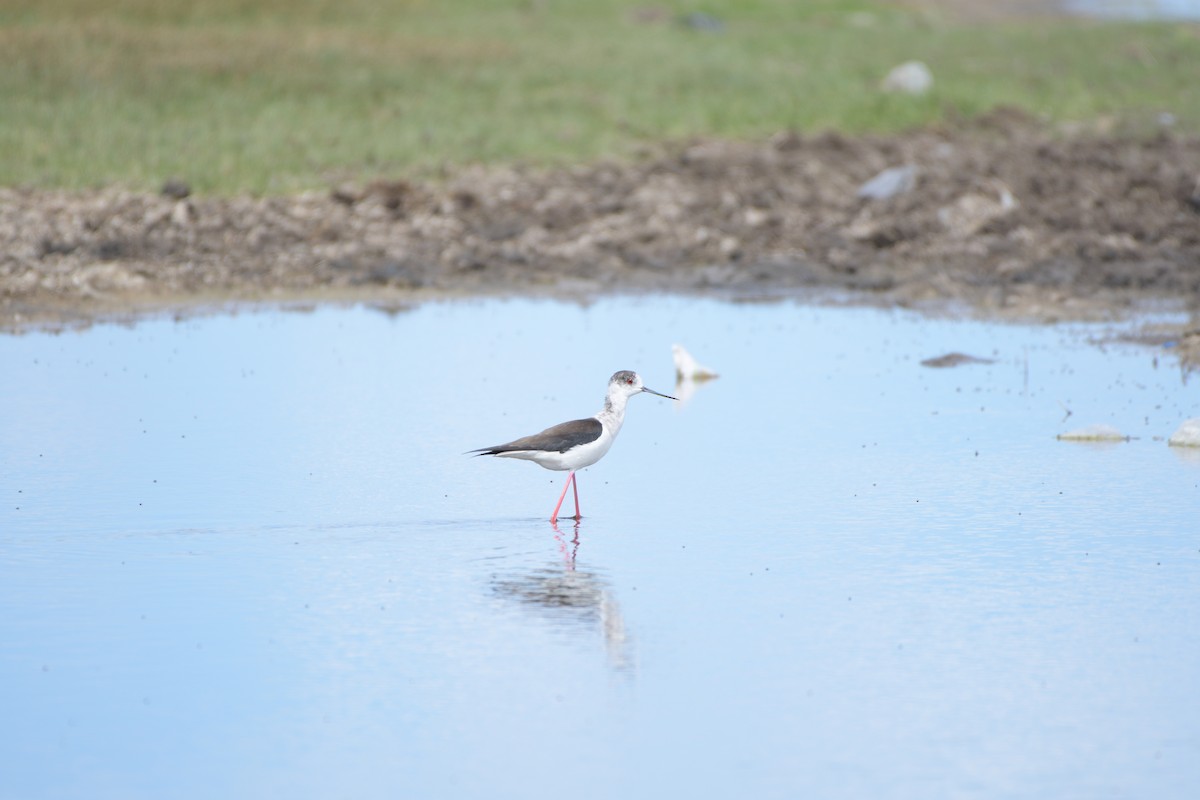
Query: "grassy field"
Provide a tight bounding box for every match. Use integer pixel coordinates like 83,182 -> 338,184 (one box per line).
1,0 -> 1197,193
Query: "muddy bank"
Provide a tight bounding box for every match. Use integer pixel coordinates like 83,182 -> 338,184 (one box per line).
3,111 -> 1199,329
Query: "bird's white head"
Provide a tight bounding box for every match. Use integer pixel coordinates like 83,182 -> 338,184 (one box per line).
607,370 -> 676,405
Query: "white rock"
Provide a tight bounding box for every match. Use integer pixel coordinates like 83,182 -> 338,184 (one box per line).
171,200 -> 195,227
857,165 -> 918,200
1168,418 -> 1200,447
881,61 -> 933,95
744,207 -> 770,227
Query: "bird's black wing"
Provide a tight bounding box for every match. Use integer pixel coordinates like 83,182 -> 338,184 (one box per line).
469,417 -> 603,456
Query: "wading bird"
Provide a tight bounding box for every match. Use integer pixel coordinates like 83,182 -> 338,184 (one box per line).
470,370 -> 675,523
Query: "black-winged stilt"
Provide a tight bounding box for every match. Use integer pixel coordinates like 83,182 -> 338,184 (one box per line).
470,370 -> 675,523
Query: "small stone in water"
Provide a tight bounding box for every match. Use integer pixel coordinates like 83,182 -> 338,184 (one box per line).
1057,424 -> 1128,442
920,352 -> 994,368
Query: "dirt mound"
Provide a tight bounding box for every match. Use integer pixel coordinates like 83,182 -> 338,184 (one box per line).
2,110 -> 1199,325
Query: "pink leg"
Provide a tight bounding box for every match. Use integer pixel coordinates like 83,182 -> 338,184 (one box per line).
571,473 -> 581,521
550,471 -> 575,524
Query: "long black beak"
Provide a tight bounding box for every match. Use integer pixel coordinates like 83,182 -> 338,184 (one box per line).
641,386 -> 677,401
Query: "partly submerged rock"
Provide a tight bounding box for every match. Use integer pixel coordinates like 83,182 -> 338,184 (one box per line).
1057,424 -> 1128,442
1167,418 -> 1200,447
920,352 -> 995,368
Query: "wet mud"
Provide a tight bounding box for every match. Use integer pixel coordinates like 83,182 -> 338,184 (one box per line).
3,110 -> 1198,341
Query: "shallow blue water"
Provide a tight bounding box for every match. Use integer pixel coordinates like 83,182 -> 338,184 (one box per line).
1066,0 -> 1200,20
2,298 -> 1198,799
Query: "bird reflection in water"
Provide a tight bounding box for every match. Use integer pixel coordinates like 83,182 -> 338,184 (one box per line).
491,521 -> 632,672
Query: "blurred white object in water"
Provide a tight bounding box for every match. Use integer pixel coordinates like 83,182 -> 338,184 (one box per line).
672,344 -> 719,409
672,344 -> 719,381
1168,418 -> 1200,447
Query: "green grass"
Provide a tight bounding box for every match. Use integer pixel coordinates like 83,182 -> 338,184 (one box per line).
1,0 -> 1197,193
